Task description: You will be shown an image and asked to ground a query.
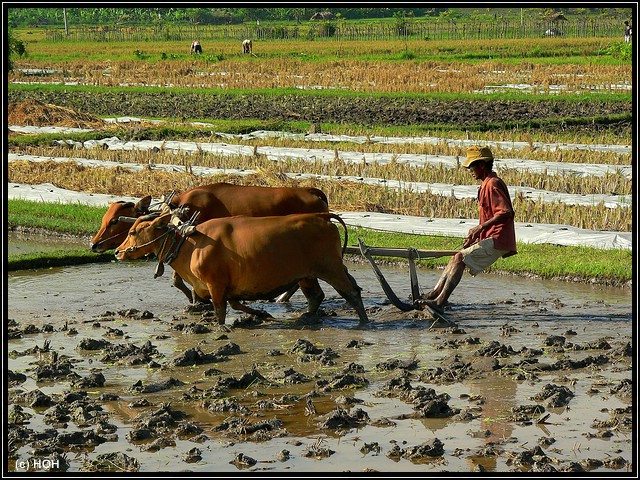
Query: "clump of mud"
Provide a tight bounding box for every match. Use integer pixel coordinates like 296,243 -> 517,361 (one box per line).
8,98 -> 106,129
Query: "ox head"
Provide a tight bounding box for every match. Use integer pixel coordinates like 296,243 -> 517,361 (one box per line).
114,212 -> 171,261
90,196 -> 152,252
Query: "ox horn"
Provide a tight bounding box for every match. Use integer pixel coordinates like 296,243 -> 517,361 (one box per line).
118,216 -> 138,223
140,212 -> 162,221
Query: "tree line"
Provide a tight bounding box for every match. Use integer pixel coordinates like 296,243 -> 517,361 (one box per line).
7,7 -> 631,28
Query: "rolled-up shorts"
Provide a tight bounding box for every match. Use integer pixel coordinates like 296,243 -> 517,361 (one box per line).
461,237 -> 509,276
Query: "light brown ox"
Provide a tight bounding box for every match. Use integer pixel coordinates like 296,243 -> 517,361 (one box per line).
90,183 -> 329,302
114,212 -> 369,325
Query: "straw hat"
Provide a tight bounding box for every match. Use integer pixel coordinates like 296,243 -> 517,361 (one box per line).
462,145 -> 493,168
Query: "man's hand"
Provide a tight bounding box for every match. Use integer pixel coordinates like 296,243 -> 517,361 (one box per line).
464,224 -> 483,247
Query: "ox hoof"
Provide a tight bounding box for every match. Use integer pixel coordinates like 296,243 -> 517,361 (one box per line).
230,315 -> 265,328
296,312 -> 323,325
184,302 -> 213,314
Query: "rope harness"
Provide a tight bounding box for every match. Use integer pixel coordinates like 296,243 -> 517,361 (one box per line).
119,228 -> 172,254
93,196 -> 170,249
116,193 -> 199,279
92,229 -> 128,249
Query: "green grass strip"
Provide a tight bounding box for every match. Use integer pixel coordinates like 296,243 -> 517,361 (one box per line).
8,199 -> 105,236
8,250 -> 114,271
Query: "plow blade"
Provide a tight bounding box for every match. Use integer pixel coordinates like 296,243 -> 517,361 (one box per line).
357,238 -> 415,312
355,238 -> 457,325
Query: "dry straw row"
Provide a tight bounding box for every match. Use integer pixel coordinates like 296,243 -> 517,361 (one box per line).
11,58 -> 630,96
14,144 -> 631,197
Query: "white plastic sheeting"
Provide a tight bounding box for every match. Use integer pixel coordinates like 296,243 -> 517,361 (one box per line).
211,129 -> 633,156
64,137 -> 633,179
7,183 -> 631,251
9,125 -> 95,134
7,182 -> 140,206
8,153 -> 631,209
10,122 -> 632,155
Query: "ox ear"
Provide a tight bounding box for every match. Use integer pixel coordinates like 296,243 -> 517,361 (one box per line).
135,195 -> 152,214
118,216 -> 138,223
152,213 -> 172,229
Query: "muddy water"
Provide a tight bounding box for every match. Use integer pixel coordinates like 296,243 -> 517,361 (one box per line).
8,230 -> 91,256
6,238 -> 633,473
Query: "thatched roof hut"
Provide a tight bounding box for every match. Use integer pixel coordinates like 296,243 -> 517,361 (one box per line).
310,11 -> 336,21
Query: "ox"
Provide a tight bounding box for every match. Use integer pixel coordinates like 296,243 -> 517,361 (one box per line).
91,183 -> 329,302
114,212 -> 369,325
242,39 -> 252,54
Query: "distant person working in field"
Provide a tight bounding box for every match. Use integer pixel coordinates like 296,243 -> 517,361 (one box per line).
242,39 -> 253,54
624,20 -> 632,43
420,146 -> 517,314
190,40 -> 202,54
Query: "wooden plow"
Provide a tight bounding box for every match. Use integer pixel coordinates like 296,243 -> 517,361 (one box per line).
346,238 -> 459,325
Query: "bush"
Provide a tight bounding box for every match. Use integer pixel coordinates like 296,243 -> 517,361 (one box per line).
605,41 -> 632,61
8,28 -> 27,72
316,21 -> 336,38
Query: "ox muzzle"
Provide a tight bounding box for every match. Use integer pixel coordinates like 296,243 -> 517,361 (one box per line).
90,216 -> 138,252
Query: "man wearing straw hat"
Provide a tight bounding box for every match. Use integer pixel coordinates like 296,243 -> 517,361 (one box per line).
421,145 -> 517,314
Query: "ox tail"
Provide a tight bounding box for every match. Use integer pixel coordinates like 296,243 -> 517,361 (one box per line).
321,212 -> 349,257
307,187 -> 329,210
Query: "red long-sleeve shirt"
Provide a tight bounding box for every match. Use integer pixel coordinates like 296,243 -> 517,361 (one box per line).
478,172 -> 517,257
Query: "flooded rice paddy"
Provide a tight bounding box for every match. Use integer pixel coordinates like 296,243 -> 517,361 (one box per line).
6,234 -> 633,474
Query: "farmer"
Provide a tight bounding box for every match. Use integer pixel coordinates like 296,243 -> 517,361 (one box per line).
420,145 -> 517,314
190,40 -> 203,54
624,20 -> 632,43
242,39 -> 252,54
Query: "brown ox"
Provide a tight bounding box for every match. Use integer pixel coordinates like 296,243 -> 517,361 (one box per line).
90,183 -> 329,301
114,212 -> 369,325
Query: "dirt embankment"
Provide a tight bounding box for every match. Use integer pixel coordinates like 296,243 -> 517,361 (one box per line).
7,90 -> 632,134
8,98 -> 107,129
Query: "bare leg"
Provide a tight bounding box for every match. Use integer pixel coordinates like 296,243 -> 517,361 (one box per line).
432,253 -> 466,307
423,256 -> 456,300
